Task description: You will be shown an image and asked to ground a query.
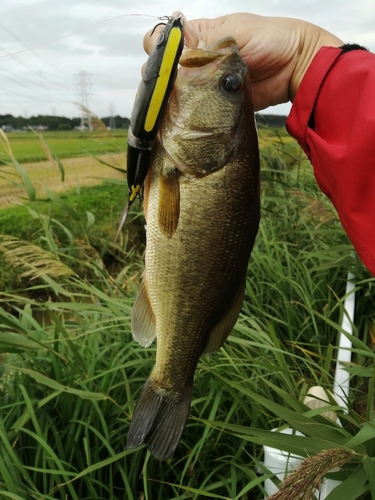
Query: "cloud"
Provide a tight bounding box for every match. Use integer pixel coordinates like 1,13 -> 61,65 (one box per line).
0,0 -> 374,118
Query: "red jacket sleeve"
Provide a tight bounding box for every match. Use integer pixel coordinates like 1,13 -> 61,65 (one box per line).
286,47 -> 375,277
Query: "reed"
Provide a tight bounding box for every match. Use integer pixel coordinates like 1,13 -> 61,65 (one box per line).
0,129 -> 374,499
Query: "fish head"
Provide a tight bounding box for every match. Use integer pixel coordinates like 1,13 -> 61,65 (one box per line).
160,37 -> 255,177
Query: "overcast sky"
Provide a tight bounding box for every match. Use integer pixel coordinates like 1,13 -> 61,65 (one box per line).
0,0 -> 374,120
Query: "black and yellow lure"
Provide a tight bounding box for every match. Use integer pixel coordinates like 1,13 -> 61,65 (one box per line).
116,14 -> 184,240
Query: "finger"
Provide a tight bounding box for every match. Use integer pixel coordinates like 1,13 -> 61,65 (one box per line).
143,11 -> 201,55
172,12 -> 200,48
143,23 -> 164,55
143,11 -> 184,54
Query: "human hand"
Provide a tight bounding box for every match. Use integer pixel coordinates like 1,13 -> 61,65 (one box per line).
144,12 -> 343,111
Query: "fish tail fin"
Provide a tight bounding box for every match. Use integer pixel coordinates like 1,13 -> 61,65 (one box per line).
126,378 -> 191,461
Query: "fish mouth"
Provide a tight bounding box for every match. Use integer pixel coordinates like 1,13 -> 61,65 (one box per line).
177,37 -> 239,82
179,36 -> 239,68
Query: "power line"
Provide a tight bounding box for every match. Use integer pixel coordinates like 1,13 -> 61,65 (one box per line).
0,84 -> 71,104
0,21 -> 72,79
0,67 -> 66,90
0,14 -> 157,59
2,50 -> 71,86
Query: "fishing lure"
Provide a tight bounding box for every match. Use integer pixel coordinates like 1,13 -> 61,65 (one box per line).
116,14 -> 184,240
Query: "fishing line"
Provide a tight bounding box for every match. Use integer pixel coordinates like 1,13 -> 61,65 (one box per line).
0,14 -> 158,59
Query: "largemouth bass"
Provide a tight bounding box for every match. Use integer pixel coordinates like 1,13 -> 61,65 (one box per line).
126,37 -> 260,461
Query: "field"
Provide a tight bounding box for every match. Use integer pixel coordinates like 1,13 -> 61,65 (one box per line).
0,130 -> 127,207
0,129 -> 127,164
0,128 -> 374,500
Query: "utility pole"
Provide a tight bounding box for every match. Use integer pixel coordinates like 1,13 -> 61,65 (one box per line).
109,103 -> 116,129
75,71 -> 92,131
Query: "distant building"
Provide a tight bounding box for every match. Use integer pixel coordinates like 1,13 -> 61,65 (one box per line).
2,125 -> 13,132
21,125 -> 49,131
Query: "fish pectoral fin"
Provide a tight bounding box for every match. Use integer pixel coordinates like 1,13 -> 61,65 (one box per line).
158,168 -> 180,238
203,277 -> 246,355
131,280 -> 157,347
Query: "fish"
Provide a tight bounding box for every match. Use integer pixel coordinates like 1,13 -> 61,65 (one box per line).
126,36 -> 260,461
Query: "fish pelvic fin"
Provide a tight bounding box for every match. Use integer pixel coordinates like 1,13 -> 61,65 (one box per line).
203,276 -> 246,355
131,280 -> 157,347
126,378 -> 191,461
158,168 -> 180,238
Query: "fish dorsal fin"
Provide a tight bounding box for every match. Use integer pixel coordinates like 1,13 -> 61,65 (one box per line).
203,277 -> 246,355
158,168 -> 180,238
131,279 -> 157,347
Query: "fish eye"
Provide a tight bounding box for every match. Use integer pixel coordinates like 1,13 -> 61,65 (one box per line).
220,73 -> 242,94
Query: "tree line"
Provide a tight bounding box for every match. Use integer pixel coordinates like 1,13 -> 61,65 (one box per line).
0,113 -> 285,132
0,114 -> 130,131
255,114 -> 287,127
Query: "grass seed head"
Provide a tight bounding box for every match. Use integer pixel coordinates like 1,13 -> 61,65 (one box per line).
267,448 -> 353,500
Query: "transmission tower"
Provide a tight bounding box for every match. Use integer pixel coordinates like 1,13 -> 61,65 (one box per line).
109,103 -> 116,129
75,71 -> 92,131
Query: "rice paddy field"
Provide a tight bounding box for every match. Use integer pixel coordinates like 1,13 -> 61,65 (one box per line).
0,129 -> 127,164
0,130 -> 127,207
0,127 -> 374,500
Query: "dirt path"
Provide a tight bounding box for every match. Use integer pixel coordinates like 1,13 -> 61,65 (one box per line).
0,153 -> 126,207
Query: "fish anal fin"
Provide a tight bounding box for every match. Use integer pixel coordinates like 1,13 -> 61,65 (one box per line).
203,278 -> 246,355
131,280 -> 157,347
126,378 -> 191,461
158,168 -> 180,238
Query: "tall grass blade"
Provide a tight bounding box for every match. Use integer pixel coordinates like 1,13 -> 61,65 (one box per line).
9,367 -> 106,400
324,465 -> 368,500
0,129 -> 36,200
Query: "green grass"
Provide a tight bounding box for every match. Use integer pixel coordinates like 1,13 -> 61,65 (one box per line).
0,129 -> 374,499
0,130 -> 127,164
0,181 -> 145,299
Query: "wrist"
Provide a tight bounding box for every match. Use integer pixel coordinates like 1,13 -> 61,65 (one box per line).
289,23 -> 344,101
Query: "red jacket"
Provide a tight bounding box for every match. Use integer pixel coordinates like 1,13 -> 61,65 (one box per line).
286,47 -> 375,277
